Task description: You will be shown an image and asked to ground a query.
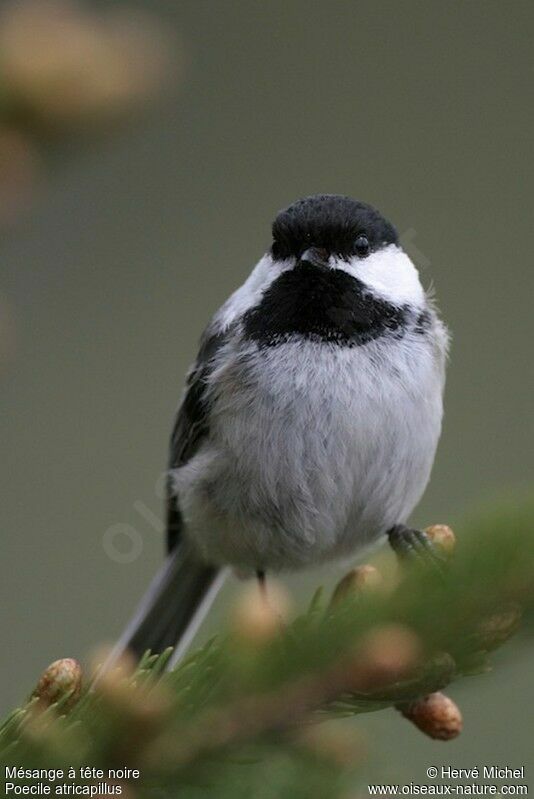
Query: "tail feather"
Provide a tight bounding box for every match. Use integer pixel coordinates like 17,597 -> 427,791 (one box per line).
99,543 -> 227,675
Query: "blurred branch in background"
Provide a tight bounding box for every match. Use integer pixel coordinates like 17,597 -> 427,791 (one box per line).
0,0 -> 180,228
0,497 -> 533,798
0,0 -> 181,386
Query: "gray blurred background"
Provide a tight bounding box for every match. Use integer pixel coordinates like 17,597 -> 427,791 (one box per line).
1,0 -> 533,784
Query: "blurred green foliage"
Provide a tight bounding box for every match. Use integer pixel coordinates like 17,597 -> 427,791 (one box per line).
1,496 -> 533,797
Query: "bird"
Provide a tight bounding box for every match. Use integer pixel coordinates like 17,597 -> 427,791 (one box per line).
104,193 -> 449,671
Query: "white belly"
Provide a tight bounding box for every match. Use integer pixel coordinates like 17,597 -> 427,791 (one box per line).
172,334 -> 445,572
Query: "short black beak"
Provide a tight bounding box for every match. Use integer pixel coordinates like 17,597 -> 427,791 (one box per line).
299,246 -> 330,269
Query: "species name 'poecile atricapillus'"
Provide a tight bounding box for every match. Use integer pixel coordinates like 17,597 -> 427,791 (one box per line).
105,194 -> 449,671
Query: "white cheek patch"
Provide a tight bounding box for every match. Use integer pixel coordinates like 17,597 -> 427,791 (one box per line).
215,254 -> 293,331
339,245 -> 425,308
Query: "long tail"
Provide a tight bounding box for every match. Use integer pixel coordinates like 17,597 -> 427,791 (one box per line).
99,542 -> 228,675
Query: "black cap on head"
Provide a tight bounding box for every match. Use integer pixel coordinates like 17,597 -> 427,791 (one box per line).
271,194 -> 398,261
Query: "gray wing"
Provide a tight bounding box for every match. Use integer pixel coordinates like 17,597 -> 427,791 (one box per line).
166,328 -> 228,551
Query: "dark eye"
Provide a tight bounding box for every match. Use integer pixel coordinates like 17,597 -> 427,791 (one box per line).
354,235 -> 370,257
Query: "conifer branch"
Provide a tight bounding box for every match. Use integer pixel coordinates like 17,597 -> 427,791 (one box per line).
1,496 -> 533,798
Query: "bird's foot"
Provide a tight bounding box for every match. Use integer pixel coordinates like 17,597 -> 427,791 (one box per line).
388,525 -> 447,574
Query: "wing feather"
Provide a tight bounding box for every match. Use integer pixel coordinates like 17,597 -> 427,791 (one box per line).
166,328 -> 228,551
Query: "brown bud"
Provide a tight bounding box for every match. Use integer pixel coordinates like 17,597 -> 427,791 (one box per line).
31,658 -> 82,711
400,691 -> 463,740
331,565 -> 382,606
425,524 -> 456,556
352,624 -> 422,690
90,646 -> 136,685
231,580 -> 292,646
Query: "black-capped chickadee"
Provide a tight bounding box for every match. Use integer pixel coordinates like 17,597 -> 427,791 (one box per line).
106,194 -> 448,669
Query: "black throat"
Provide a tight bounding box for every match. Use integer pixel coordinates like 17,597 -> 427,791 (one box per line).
243,262 -> 409,348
